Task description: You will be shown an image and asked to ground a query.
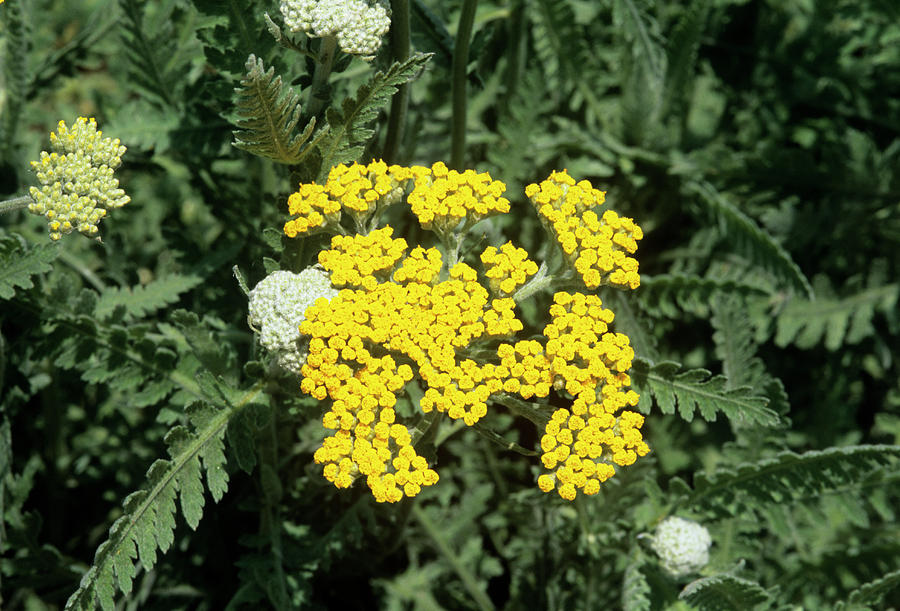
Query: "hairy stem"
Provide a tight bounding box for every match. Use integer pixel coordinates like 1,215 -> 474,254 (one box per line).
0,195 -> 31,214
307,35 -> 338,119
450,0 -> 479,169
383,0 -> 411,163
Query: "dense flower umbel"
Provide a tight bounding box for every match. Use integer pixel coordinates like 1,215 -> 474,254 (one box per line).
279,0 -> 391,58
650,516 -> 712,577
247,268 -> 339,374
28,117 -> 129,241
274,166 -> 646,502
526,170 -> 641,289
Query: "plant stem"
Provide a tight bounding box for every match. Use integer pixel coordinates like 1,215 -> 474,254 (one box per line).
307,36 -> 338,119
450,0 -> 479,169
411,502 -> 495,611
0,195 -> 31,214
383,0 -> 411,163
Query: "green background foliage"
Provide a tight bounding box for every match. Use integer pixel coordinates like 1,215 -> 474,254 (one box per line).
1,0 -> 899,609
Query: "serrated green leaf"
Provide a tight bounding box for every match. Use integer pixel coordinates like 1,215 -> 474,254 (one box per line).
686,180 -> 812,297
844,568 -> 900,608
316,53 -> 432,179
775,277 -> 899,350
681,445 -> 900,518
0,234 -> 59,300
232,54 -> 319,164
630,358 -> 780,427
638,273 -> 769,319
65,382 -> 263,611
94,274 -> 203,320
679,574 -> 771,609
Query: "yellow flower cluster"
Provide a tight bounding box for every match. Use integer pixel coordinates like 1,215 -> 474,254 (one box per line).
536,292 -> 650,499
407,161 -> 510,233
480,242 -> 540,296
281,165 -> 646,502
526,170 -> 642,289
284,160 -> 412,237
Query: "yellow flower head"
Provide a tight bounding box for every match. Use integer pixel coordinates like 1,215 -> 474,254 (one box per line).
278,164 -> 646,502
526,170 -> 642,290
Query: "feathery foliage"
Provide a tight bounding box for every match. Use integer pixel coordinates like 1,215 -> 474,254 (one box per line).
679,574 -> 772,609
232,55 -> 320,164
621,549 -> 652,611
774,274 -> 899,350
0,234 -> 58,300
638,273 -> 769,319
0,0 -> 28,161
839,568 -> 900,609
65,385 -> 265,611
117,0 -> 192,109
630,358 -> 781,427
93,274 -> 203,320
315,53 -> 432,180
678,445 -> 900,518
685,181 -> 813,297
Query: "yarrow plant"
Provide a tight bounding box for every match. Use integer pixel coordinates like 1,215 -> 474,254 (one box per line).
250,159 -> 647,502
27,117 -> 129,241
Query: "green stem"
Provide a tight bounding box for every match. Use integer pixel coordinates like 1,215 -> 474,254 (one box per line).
307,36 -> 338,119
57,249 -> 107,292
0,195 -> 31,214
383,0 -> 411,163
411,502 -> 495,611
450,0 -> 479,169
501,0 -> 525,108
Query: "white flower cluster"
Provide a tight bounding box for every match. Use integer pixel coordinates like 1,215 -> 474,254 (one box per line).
650,516 -> 712,577
247,268 -> 338,374
28,118 -> 129,241
280,0 -> 391,58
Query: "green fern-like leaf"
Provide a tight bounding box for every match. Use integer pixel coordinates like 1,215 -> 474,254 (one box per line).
64,386 -> 265,611
841,568 -> 900,609
630,358 -> 781,427
638,273 -> 769,318
679,574 -> 772,609
94,274 -> 203,320
711,294 -> 765,389
316,53 -> 432,180
661,0 -> 709,122
232,54 -> 320,164
622,549 -> 652,611
686,180 -> 813,297
681,445 -> 900,519
118,0 -> 193,108
528,0 -> 585,94
0,234 -> 59,300
0,0 -> 28,158
774,275 -> 899,350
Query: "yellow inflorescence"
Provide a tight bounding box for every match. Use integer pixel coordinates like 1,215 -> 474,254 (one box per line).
407,161 -> 510,233
480,241 -> 540,296
286,166 -> 647,502
526,170 -> 642,290
284,160 -> 414,237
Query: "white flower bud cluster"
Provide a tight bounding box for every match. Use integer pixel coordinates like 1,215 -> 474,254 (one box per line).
247,267 -> 338,374
280,0 -> 391,58
650,516 -> 712,577
28,117 -> 129,241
